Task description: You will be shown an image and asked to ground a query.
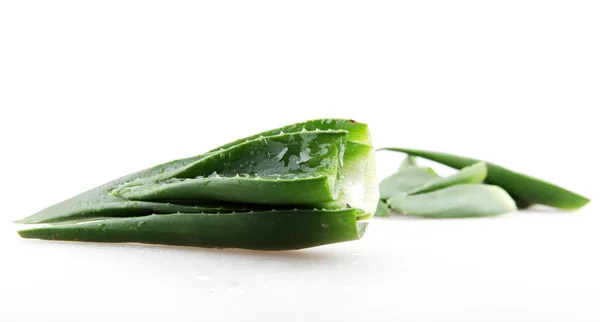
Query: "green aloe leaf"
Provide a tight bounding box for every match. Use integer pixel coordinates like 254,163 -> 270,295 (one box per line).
18,119 -> 378,225
16,119 -> 378,250
112,131 -> 349,205
380,148 -> 590,210
405,162 -> 487,195
388,184 -> 517,218
17,209 -> 367,251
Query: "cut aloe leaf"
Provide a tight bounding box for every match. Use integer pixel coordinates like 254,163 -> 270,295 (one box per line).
388,184 -> 517,218
111,131 -> 378,218
112,131 -> 348,205
16,118 -> 377,250
17,209 -> 367,251
406,162 -> 487,195
380,148 -> 590,210
17,118 -> 378,250
375,200 -> 391,217
378,166 -> 440,199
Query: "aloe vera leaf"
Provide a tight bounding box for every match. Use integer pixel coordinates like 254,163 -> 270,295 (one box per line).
375,200 -> 391,217
388,184 -> 517,218
17,119 -> 375,225
406,162 -> 487,195
378,167 -> 440,199
380,148 -> 590,210
113,131 -> 347,205
17,209 -> 367,251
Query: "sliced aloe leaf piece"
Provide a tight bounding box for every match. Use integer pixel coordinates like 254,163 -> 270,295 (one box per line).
406,162 -> 487,195
388,184 -> 517,218
17,209 -> 368,251
112,131 -> 348,205
378,166 -> 440,199
375,200 -> 391,217
380,148 -> 590,210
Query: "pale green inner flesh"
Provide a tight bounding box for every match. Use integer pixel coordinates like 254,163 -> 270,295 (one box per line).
379,156 -> 515,218
388,184 -> 517,218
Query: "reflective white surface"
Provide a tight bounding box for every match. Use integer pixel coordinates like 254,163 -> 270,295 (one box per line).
1,0 -> 598,321
2,204 -> 599,321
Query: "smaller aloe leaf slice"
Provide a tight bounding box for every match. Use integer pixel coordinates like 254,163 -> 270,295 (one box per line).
17,209 -> 367,251
379,148 -> 590,210
406,162 -> 487,195
388,184 -> 517,218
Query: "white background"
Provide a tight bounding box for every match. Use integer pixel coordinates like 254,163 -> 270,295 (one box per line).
1,1 -> 598,321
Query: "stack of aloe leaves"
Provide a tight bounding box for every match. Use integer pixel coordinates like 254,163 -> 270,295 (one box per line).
15,119 -> 591,250
16,119 -> 379,250
376,148 -> 590,218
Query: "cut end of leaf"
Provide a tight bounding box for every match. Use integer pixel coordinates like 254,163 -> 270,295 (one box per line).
378,147 -> 590,211
17,118 -> 377,250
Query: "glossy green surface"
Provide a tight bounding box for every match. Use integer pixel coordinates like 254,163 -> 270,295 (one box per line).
113,131 -> 347,204
388,184 -> 517,218
380,148 -> 590,210
17,119 -> 377,250
18,209 -> 367,251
